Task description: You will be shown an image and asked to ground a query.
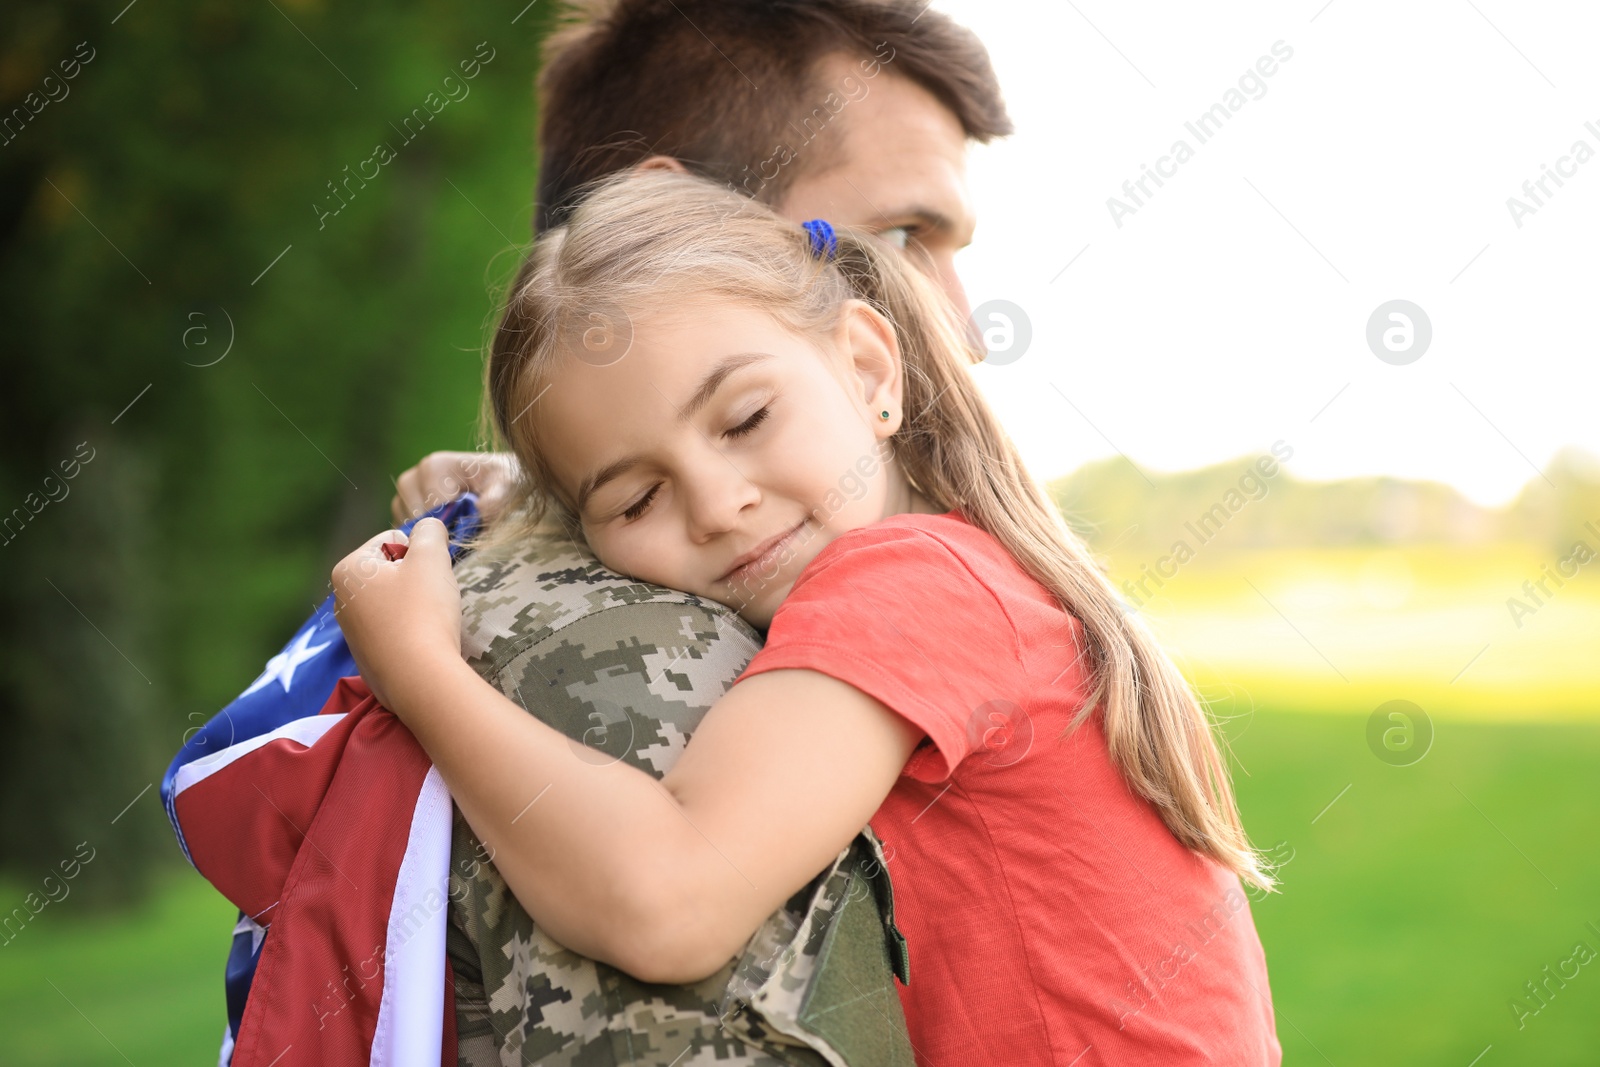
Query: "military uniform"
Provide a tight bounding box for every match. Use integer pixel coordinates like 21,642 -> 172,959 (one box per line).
446,527 -> 915,1066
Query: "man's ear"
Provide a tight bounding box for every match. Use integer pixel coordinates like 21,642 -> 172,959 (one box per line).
836,300 -> 906,438
632,155 -> 690,176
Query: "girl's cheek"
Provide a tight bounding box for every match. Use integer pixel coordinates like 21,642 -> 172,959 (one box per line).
587,533 -> 626,575
778,411 -> 851,483
609,532 -> 680,587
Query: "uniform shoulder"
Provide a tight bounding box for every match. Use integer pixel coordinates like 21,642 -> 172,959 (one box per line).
456,528 -> 756,677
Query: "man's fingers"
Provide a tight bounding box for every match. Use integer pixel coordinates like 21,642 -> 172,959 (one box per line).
392,451 -> 488,523
417,452 -> 466,502
392,449 -> 526,526
393,466 -> 424,523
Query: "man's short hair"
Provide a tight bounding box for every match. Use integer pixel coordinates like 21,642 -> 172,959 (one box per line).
534,0 -> 1012,233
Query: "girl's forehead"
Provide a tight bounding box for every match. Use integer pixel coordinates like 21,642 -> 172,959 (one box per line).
558,300 -> 829,381
538,300 -> 819,422
626,297 -> 794,345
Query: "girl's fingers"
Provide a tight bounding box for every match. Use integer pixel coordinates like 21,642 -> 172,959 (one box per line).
332,528 -> 414,616
350,527 -> 410,564
404,516 -> 448,557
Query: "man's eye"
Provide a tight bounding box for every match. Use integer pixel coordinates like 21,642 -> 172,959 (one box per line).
877,226 -> 912,250
621,485 -> 657,521
724,405 -> 771,439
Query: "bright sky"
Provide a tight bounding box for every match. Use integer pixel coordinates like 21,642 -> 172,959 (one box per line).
934,0 -> 1600,506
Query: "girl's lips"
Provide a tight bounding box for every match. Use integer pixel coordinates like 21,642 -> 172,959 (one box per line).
720,520 -> 806,585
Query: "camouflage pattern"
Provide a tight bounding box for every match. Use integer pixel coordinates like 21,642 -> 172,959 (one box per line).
446,526 -> 914,1067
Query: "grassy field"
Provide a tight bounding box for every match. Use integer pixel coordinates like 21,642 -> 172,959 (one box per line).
0,867 -> 236,1064
1229,709 -> 1600,1064
1,711 -> 1595,1064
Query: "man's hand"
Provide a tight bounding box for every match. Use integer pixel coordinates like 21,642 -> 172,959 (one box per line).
392,450 -> 520,524
331,519 -> 463,711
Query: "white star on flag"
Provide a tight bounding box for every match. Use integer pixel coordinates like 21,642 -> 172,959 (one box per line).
241,627 -> 333,697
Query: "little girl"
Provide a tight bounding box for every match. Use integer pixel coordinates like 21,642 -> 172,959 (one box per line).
334,170 -> 1281,1065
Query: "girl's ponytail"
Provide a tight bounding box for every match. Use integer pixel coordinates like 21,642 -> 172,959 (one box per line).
827,229 -> 1272,891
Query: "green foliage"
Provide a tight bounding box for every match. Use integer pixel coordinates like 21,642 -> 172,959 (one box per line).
0,0 -> 554,899
1052,447 -> 1600,556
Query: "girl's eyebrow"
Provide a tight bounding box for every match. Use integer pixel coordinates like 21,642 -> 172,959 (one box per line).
576,455 -> 641,514
676,352 -> 772,420
575,351 -> 772,512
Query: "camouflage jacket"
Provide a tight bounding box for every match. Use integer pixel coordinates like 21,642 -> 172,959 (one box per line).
447,527 -> 914,1067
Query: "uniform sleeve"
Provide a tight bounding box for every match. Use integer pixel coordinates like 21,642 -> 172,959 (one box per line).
737,525 -> 1027,783
491,601 -> 762,779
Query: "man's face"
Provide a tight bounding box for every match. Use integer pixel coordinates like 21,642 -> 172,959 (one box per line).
774,56 -> 977,320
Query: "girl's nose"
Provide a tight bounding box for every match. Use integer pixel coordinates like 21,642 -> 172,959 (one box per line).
683,456 -> 761,542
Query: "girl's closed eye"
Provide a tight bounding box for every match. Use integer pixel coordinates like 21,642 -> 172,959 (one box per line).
621,486 -> 657,522
616,404 -> 773,522
724,403 -> 771,439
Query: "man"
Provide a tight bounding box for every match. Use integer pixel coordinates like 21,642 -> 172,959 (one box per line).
203,1 -> 1011,1062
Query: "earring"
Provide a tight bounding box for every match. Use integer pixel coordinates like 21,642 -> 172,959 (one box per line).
879,410 -> 891,421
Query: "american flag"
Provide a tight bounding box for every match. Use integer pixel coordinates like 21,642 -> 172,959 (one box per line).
161,497 -> 480,1066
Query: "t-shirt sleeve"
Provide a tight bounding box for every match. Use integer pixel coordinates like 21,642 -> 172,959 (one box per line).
736,524 -> 1027,783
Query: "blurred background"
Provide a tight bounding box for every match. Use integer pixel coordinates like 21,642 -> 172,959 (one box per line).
1,1 -> 1596,1064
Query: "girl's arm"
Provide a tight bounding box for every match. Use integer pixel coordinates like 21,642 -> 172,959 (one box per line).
334,520 -> 923,984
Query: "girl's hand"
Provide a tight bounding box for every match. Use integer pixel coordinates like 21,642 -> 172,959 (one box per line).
331,517 -> 462,713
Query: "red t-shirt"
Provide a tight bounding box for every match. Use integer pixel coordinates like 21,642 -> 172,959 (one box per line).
738,511 -> 1281,1066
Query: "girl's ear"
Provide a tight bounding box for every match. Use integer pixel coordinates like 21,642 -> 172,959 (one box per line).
836,299 -> 906,439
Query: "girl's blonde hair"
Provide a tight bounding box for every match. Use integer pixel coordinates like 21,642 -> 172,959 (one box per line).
483,169 -> 1273,891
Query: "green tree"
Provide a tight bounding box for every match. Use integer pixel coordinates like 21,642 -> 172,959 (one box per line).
0,0 -> 552,903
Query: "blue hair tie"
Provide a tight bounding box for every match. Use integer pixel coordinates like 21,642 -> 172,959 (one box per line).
801,218 -> 838,261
